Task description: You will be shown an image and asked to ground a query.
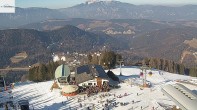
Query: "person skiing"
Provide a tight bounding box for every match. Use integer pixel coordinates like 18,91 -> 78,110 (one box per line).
132,100 -> 134,104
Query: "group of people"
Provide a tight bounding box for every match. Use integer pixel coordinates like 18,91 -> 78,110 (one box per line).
85,83 -> 110,97
86,86 -> 100,97
117,93 -> 128,98
101,82 -> 110,92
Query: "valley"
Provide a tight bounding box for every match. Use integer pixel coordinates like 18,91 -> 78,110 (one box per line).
0,0 -> 197,110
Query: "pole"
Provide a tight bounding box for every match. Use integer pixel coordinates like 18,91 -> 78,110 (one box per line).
144,68 -> 146,86
108,62 -> 110,71
98,53 -> 101,65
120,61 -> 122,76
140,64 -> 149,87
118,60 -> 123,76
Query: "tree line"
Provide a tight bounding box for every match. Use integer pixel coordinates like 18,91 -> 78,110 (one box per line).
29,51 -> 122,82
29,61 -> 59,82
28,52 -> 196,82
87,51 -> 122,69
142,58 -> 197,77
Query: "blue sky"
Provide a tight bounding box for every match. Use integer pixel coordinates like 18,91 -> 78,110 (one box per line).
16,0 -> 197,9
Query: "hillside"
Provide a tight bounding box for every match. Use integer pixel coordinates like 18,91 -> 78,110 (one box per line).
2,24 -> 197,68
0,29 -> 50,67
19,18 -> 174,37
19,18 -> 92,31
18,19 -> 197,67
130,27 -> 197,67
0,25 -> 125,68
11,67 -> 197,110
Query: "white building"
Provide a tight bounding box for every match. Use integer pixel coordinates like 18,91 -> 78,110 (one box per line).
78,77 -> 109,87
52,54 -> 66,62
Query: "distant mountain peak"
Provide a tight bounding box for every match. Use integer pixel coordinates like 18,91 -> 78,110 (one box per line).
86,0 -> 99,4
85,0 -> 114,4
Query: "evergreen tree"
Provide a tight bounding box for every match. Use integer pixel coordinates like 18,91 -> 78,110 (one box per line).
36,65 -> 42,82
101,51 -> 119,69
164,59 -> 169,72
149,58 -> 156,69
28,61 -> 60,82
156,58 -> 162,70
29,67 -> 35,81
189,68 -> 197,77
142,57 -> 149,65
40,64 -> 48,80
87,54 -> 92,64
179,64 -> 185,75
168,60 -> 174,73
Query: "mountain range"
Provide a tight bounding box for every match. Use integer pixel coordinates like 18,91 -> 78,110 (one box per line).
130,27 -> 197,67
16,18 -> 197,67
18,18 -> 173,36
1,1 -> 197,28
1,1 -> 197,68
0,25 -> 126,67
1,23 -> 197,68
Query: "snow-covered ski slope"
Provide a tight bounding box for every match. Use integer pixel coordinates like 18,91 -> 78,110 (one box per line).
12,66 -> 197,110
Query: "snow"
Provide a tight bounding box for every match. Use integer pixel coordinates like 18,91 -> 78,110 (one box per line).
11,66 -> 197,110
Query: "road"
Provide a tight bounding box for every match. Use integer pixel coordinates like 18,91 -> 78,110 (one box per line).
0,67 -> 30,71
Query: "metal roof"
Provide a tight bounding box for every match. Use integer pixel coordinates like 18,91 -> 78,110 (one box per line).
94,65 -> 108,79
75,65 -> 109,84
161,83 -> 197,110
76,65 -> 91,74
18,100 -> 29,105
76,64 -> 108,79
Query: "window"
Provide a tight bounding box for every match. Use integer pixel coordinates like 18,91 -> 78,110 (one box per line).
88,83 -> 92,86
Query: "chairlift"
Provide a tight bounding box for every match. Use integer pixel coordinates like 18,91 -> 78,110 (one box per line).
140,72 -> 143,77
148,71 -> 153,76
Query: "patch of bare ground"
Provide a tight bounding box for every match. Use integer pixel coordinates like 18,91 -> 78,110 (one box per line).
184,38 -> 197,48
10,51 -> 28,63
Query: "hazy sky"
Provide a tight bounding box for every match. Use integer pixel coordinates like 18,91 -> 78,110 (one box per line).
16,0 -> 197,9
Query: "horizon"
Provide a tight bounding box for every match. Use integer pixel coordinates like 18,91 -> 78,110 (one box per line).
16,0 -> 197,9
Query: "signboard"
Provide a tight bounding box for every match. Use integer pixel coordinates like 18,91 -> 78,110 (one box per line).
0,0 -> 15,13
